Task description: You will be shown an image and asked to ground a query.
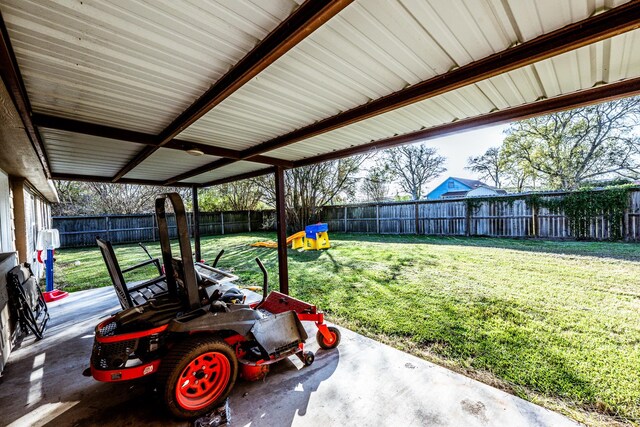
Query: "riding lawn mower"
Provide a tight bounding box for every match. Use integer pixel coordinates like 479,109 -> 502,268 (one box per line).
89,193 -> 340,419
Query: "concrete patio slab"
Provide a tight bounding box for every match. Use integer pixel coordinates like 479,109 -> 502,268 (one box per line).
0,288 -> 581,427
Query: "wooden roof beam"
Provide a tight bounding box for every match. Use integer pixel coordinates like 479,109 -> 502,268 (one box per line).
292,78 -> 640,167
181,1 -> 640,180
51,173 -> 193,187
199,167 -> 275,188
32,113 -> 293,168
113,0 -> 352,182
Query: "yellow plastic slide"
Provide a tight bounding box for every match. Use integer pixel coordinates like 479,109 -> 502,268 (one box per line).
251,231 -> 305,248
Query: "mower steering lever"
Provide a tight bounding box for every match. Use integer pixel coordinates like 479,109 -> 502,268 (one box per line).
212,250 -> 224,268
138,242 -> 153,260
255,258 -> 268,305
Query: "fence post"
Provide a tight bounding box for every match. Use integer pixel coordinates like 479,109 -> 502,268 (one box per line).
220,212 -> 225,235
532,204 -> 538,238
624,194 -> 631,241
376,204 -> 380,234
344,206 -> 348,233
248,211 -> 251,232
105,216 -> 111,241
152,213 -> 157,241
465,203 -> 471,237
414,202 -> 420,235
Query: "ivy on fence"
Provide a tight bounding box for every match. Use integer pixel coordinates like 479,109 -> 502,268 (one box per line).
527,185 -> 633,240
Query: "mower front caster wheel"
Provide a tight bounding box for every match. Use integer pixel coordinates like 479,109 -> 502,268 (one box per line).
317,326 -> 341,350
157,337 -> 238,419
303,351 -> 315,366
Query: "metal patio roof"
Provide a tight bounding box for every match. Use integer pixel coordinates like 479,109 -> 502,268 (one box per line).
1,0 -> 639,188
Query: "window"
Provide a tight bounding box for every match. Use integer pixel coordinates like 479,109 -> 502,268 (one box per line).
448,180 -> 454,189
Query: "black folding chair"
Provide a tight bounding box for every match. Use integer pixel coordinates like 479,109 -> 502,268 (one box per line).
7,263 -> 49,340
96,237 -> 168,309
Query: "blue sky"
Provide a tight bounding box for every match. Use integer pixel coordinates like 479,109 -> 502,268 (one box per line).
360,123 -> 510,198
425,123 -> 508,190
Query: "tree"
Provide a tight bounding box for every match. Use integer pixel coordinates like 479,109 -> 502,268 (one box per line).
88,183 -> 190,214
196,181 -> 264,212
466,147 -> 505,187
52,181 -> 93,215
54,181 -> 190,215
361,162 -> 393,202
383,145 -> 446,199
466,147 -> 539,192
194,187 -> 228,212
218,181 -> 264,211
502,97 -> 640,189
254,157 -> 365,231
626,140 -> 640,180
501,157 -> 537,192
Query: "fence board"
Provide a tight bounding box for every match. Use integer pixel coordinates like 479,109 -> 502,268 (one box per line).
54,189 -> 640,248
54,210 -> 276,248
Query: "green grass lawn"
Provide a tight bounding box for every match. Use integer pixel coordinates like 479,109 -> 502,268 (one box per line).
54,233 -> 640,426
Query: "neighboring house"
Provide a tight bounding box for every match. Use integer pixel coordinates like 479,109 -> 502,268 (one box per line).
426,177 -> 507,200
0,80 -> 58,374
466,186 -> 508,198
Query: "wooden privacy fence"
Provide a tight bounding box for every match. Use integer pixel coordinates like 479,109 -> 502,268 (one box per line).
54,189 -> 640,248
319,188 -> 640,241
53,210 -> 275,248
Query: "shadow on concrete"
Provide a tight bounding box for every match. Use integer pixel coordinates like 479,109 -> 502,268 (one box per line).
0,287 -> 340,427
229,346 -> 340,426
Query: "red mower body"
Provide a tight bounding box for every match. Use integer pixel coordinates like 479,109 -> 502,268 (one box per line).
88,193 -> 340,419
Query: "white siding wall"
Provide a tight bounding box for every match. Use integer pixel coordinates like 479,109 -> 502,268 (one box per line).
0,169 -> 16,374
23,187 -> 50,279
0,170 -> 12,253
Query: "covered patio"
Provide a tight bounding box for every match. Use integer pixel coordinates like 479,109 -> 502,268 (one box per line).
1,0 -> 639,294
1,287 -> 579,427
1,0 -> 639,425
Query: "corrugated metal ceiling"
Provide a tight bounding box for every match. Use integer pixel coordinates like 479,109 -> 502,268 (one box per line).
40,128 -> 140,177
1,0 -> 638,185
1,0 -> 299,133
181,161 -> 270,184
266,30 -> 640,161
177,0 -> 631,153
123,148 -> 221,182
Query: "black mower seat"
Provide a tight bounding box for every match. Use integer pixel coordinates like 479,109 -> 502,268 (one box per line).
127,277 -> 168,307
96,237 -> 167,310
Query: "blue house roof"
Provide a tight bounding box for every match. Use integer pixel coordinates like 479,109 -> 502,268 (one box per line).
450,177 -> 486,188
426,177 -> 490,200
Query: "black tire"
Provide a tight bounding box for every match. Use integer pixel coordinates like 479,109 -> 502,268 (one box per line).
303,351 -> 315,366
157,337 -> 238,419
316,326 -> 341,350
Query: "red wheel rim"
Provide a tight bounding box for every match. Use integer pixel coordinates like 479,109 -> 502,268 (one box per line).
175,352 -> 231,411
323,332 -> 336,346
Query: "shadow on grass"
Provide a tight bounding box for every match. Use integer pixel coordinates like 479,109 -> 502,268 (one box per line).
52,233 -> 637,421
331,233 -> 640,262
